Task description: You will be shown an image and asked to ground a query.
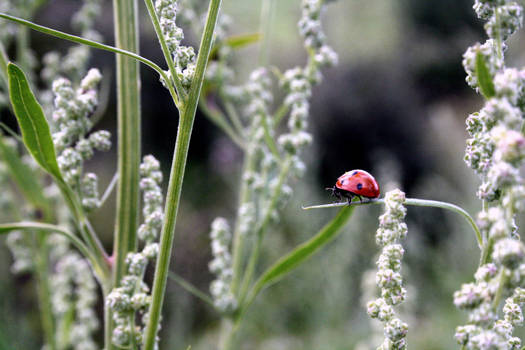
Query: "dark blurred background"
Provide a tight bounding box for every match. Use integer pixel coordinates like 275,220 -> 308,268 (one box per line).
2,0 -> 525,349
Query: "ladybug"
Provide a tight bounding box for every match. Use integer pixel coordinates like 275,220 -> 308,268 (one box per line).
327,169 -> 380,203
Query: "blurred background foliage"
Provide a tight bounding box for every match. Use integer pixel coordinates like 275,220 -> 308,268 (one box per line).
2,0 -> 525,349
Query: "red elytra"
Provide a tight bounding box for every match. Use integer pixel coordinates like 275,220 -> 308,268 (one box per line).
328,169 -> 380,203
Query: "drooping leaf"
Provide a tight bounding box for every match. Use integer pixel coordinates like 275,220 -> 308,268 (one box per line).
7,62 -> 62,180
475,51 -> 495,99
0,135 -> 50,213
246,205 -> 355,304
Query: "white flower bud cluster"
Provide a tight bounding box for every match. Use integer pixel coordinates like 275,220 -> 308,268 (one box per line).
458,1 -> 525,345
483,1 -> 523,41
277,0 -> 337,158
367,189 -> 408,349
208,217 -> 237,313
107,155 -> 164,348
454,256 -> 525,348
51,69 -> 111,212
40,0 -> 102,89
155,0 -> 197,91
51,251 -> 99,350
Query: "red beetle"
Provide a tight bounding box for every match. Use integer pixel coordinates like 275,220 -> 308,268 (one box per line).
327,169 -> 380,203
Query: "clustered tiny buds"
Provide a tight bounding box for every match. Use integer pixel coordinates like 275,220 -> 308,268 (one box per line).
51,242 -> 99,350
457,0 -> 525,348
52,68 -> 111,211
107,155 -> 164,348
40,0 -> 102,97
155,0 -> 196,91
208,217 -> 237,313
367,189 -> 408,349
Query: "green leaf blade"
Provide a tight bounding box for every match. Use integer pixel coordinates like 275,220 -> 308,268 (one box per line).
7,62 -> 62,179
475,51 -> 496,99
248,205 -> 355,302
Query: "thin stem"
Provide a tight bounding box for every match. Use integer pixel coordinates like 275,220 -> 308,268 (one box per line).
230,143 -> 256,295
168,271 -> 215,307
142,0 -> 222,348
0,13 -> 169,83
0,40 -> 9,84
100,172 -> 119,207
491,268 -> 509,311
35,233 -> 56,350
238,157 -> 291,302
260,114 -> 280,160
0,121 -> 23,142
199,99 -> 245,149
303,198 -> 483,248
142,0 -> 185,104
257,0 -> 275,67
220,93 -> 245,137
273,103 -> 290,127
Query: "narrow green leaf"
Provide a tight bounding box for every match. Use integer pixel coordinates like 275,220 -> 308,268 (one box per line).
0,135 -> 50,213
7,62 -> 62,179
210,33 -> 262,59
475,51 -> 495,99
225,33 -> 262,49
0,222 -> 92,262
0,221 -> 108,280
246,205 -> 355,304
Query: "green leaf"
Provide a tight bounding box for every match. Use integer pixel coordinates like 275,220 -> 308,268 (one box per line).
245,205 -> 355,305
0,135 -> 50,213
0,222 -> 92,261
475,51 -> 495,99
7,62 -> 62,179
0,221 -> 108,279
209,32 -> 262,59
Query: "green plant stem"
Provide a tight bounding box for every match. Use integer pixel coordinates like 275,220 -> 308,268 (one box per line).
491,268 -> 509,311
238,156 -> 291,302
142,0 -> 222,348
273,102 -> 289,126
100,172 -> 119,207
35,233 -> 56,350
199,99 -> 245,149
220,93 -> 245,137
230,143 -> 257,295
480,237 -> 494,266
56,180 -> 110,280
303,198 -> 483,248
108,0 -> 142,347
142,0 -> 185,104
0,41 -> 8,85
257,0 -> 275,67
0,13 -> 168,83
168,271 -> 215,307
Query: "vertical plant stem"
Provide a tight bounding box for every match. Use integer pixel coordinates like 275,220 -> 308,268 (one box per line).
35,233 -> 56,350
239,157 -> 291,302
142,0 -> 222,348
257,0 -> 275,67
0,41 -> 8,85
230,145 -> 256,295
108,0 -> 142,346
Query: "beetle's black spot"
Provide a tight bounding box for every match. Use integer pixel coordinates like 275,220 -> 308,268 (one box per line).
352,171 -> 359,176
357,183 -> 363,190
341,180 -> 345,184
